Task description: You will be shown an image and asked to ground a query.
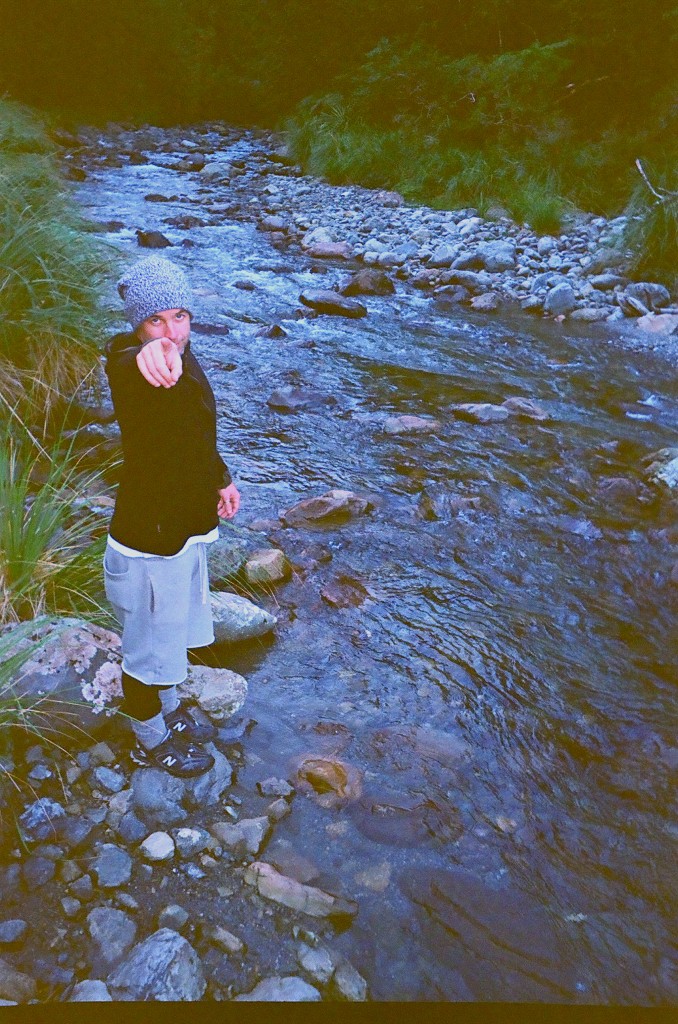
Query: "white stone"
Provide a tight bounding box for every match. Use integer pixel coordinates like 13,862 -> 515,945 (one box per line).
140,831 -> 175,862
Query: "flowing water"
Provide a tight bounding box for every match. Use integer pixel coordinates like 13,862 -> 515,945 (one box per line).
73,126 -> 677,1002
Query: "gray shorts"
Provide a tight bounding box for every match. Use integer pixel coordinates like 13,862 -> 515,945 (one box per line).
104,541 -> 214,685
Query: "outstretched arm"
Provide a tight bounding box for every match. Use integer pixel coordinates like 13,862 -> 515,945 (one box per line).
135,337 -> 183,387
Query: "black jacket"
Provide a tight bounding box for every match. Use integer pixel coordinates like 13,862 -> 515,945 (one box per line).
105,331 -> 232,556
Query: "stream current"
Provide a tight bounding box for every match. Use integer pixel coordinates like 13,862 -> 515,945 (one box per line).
72,126 -> 677,1002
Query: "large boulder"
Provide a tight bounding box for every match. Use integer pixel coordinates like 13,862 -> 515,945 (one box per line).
210,592 -> 277,644
107,929 -> 206,1001
341,269 -> 395,296
280,489 -> 373,527
3,617 -> 123,741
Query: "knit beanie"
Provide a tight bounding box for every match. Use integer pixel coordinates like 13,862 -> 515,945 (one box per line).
117,256 -> 192,329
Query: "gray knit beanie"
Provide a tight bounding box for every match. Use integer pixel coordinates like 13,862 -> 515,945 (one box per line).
117,256 -> 192,329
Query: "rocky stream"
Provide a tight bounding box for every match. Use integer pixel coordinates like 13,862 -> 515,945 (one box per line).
0,122 -> 676,1004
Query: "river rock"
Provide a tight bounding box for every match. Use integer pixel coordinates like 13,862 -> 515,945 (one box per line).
92,844 -> 132,888
634,313 -> 678,337
87,907 -> 137,965
131,769 -> 186,827
477,241 -> 516,272
643,448 -> 678,489
301,226 -> 334,248
68,980 -> 112,1001
93,766 -> 125,793
332,961 -> 368,1001
451,403 -> 510,423
299,289 -> 367,318
294,755 -> 362,809
502,397 -> 549,420
70,874 -> 94,900
569,306 -> 612,322
136,230 -> 172,248
320,575 -> 371,609
537,236 -> 558,256
0,921 -> 27,945
183,745 -> 233,807
428,243 -> 457,268
383,415 -> 441,435
625,281 -> 670,311
171,827 -> 211,859
178,666 -> 248,722
201,161 -> 234,180
5,617 -> 123,737
158,905 -> 189,931
107,928 -> 206,1002
116,812 -> 147,844
19,797 -> 66,841
140,832 -> 175,862
417,488 -> 481,521
23,855 -> 55,887
257,777 -> 294,798
470,291 -> 502,312
0,958 -> 37,1002
297,944 -> 335,984
617,292 -> 649,316
267,385 -> 335,412
590,273 -> 626,290
440,270 -> 493,294
306,241 -> 353,259
341,269 -> 395,296
199,924 -> 244,954
244,862 -> 358,919
207,531 -> 252,583
208,816 -> 271,857
434,284 -> 470,304
243,548 -> 290,585
543,283 -> 577,316
235,976 -> 321,1001
280,488 -> 372,526
211,591 -> 277,643
267,799 -> 292,822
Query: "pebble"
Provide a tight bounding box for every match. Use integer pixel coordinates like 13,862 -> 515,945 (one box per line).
23,855 -> 56,887
157,904 -> 189,930
332,961 -> 368,1001
297,943 -> 335,984
140,832 -> 175,862
0,921 -> 27,944
199,923 -> 244,954
257,777 -> 294,798
70,873 -> 94,900
60,898 -> 81,919
92,844 -> 132,887
93,766 -> 126,793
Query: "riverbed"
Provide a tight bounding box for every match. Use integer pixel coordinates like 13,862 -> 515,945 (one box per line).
57,123 -> 678,1002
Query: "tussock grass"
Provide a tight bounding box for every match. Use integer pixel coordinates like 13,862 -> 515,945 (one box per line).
0,100 -> 111,428
624,166 -> 678,292
0,420 -> 117,626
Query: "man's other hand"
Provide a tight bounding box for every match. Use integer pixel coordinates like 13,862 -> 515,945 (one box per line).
136,338 -> 183,388
217,483 -> 240,519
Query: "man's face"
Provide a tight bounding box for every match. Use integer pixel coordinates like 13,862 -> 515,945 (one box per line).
135,308 -> 191,352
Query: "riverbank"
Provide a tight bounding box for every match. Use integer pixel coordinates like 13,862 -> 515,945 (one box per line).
62,121 -> 678,364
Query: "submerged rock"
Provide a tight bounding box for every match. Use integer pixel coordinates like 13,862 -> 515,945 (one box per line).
451,403 -> 510,423
294,755 -> 362,808
280,489 -> 373,526
244,862 -> 358,920
383,415 -> 441,435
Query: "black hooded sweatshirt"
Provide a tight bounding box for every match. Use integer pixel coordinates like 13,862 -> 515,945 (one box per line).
105,331 -> 232,556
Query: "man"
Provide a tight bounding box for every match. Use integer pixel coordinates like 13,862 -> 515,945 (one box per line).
104,255 -> 240,776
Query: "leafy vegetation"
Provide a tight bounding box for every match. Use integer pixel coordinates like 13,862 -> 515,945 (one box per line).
0,100 -> 111,429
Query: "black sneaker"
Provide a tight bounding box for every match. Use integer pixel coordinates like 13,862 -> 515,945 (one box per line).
165,704 -> 217,743
130,730 -> 215,777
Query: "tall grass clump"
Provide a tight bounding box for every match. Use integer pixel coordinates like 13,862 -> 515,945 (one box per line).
624,163 -> 678,293
0,419 -> 116,627
0,99 -> 111,430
